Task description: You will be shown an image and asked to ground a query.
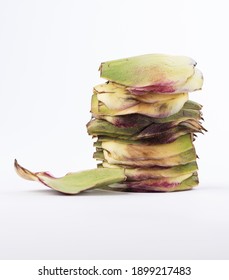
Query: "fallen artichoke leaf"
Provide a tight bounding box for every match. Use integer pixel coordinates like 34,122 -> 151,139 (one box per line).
14,159 -> 126,194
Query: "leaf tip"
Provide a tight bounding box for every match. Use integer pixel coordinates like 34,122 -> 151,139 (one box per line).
14,159 -> 38,182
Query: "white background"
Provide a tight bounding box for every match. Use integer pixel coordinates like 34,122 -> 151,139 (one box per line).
0,0 -> 228,259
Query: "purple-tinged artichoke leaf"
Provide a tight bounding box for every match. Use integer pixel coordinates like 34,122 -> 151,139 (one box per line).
100,54 -> 203,93
107,173 -> 199,192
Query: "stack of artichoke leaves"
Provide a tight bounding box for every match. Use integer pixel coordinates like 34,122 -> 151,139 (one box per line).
15,54 -> 205,194
87,54 -> 206,192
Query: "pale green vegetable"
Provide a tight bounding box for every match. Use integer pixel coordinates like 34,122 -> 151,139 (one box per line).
15,53 -> 205,194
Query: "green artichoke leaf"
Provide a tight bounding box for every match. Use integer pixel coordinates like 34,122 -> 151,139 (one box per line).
14,160 -> 126,194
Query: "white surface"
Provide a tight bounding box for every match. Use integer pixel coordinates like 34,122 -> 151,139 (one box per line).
1,0 -> 229,259
1,184 -> 229,259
